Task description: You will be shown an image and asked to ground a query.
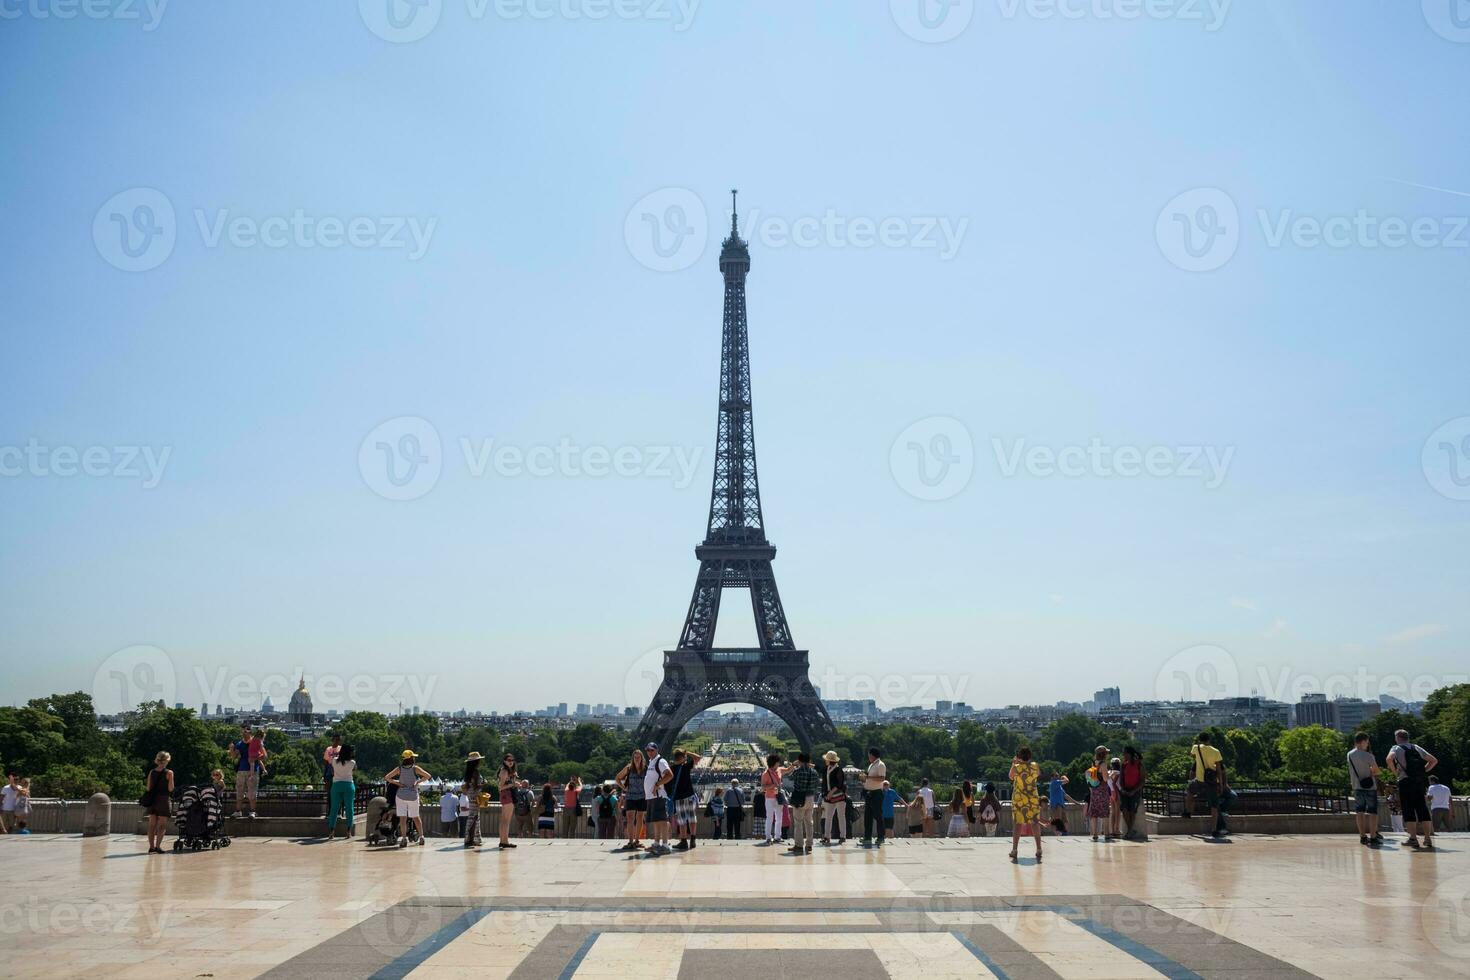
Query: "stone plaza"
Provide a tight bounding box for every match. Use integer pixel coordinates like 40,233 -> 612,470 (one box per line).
4,831 -> 1467,979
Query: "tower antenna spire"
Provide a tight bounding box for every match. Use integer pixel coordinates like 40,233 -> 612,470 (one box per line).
730,188 -> 739,237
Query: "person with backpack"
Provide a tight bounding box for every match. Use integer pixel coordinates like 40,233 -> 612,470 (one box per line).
1085,746 -> 1111,841
642,742 -> 674,856
386,750 -> 430,848
1346,732 -> 1382,847
595,783 -> 618,839
977,783 -> 1001,837
786,752 -> 821,855
1386,729 -> 1438,850
724,779 -> 745,840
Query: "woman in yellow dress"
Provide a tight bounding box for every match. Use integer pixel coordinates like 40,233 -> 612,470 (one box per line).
1008,746 -> 1043,864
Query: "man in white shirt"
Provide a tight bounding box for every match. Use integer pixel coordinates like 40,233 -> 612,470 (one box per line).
0,772 -> 20,833
440,788 -> 460,838
1427,776 -> 1453,833
642,743 -> 673,856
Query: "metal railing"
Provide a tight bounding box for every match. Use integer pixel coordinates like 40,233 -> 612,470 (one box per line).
1142,781 -> 1348,816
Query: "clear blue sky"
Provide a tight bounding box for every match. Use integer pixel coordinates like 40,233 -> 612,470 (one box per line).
2,2 -> 1468,718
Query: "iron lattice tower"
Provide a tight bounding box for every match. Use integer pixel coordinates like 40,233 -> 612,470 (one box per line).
636,191 -> 837,754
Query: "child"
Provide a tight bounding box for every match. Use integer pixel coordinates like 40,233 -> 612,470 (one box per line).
248,729 -> 269,772
1107,758 -> 1123,839
1047,772 -> 1072,835
13,778 -> 32,834
977,784 -> 1001,837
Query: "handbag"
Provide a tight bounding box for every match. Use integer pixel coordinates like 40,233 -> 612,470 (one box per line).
137,770 -> 156,807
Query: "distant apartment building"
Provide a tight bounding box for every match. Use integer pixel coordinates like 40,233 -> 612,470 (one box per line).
1294,695 -> 1380,734
1093,687 -> 1122,710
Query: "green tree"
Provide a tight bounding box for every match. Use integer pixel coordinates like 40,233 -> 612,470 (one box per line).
924,756 -> 959,787
0,705 -> 67,775
125,704 -> 223,786
1040,714 -> 1109,766
1422,684 -> 1469,791
1275,725 -> 1345,782
1223,728 -> 1266,779
32,763 -> 114,798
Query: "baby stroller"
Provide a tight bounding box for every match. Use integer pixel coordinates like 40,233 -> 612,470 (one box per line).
173,784 -> 230,851
364,795 -> 420,847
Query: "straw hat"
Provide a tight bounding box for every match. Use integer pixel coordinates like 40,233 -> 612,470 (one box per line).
465,751 -> 485,762
822,750 -> 840,763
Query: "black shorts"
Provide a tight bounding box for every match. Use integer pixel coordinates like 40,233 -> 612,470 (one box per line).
647,798 -> 669,823
1120,793 -> 1140,814
625,799 -> 646,813
1400,782 -> 1431,823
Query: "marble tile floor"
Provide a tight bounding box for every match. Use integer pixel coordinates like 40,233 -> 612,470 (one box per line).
2,833 -> 1466,979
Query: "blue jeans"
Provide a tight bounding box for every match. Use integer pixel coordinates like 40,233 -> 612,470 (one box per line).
327,781 -> 355,831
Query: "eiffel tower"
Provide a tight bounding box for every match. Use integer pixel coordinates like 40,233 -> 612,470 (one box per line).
636,191 -> 837,754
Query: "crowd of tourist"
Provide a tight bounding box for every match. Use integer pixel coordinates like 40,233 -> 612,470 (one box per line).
32,721 -> 1451,856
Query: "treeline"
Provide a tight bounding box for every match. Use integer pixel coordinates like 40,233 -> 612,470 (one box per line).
1,684 -> 1464,799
